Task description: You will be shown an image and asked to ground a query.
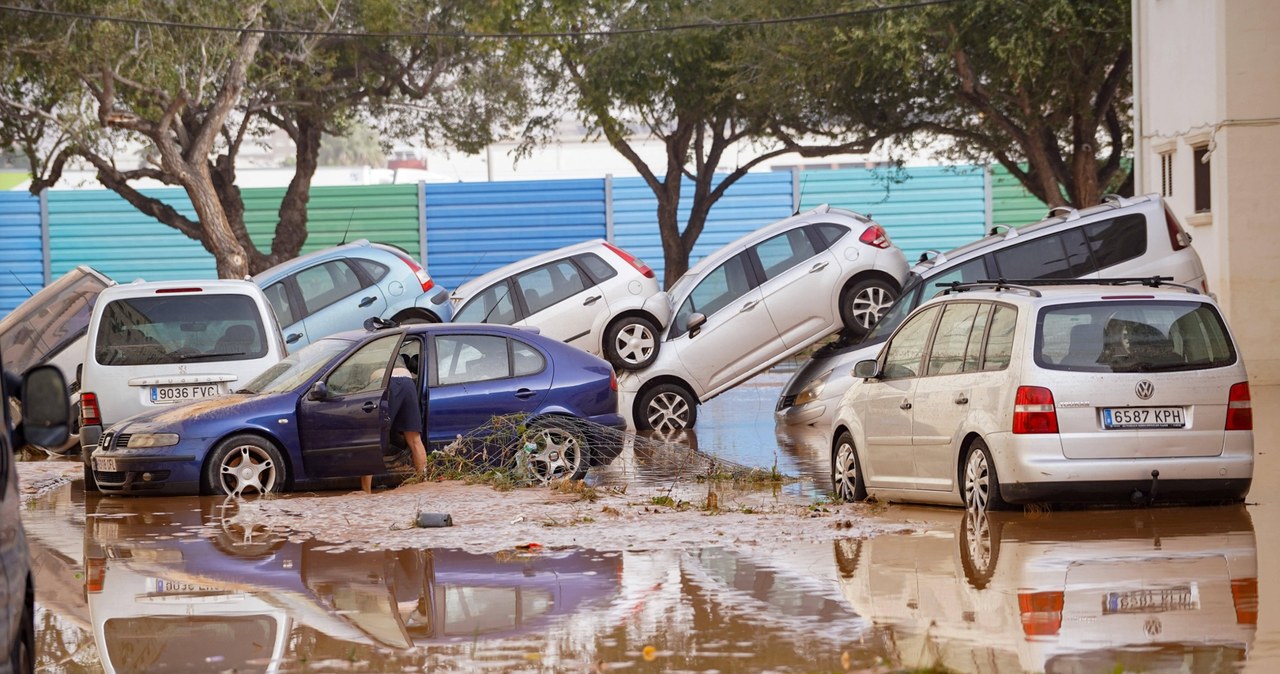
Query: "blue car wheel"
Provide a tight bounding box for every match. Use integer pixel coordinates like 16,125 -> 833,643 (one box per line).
203,434 -> 288,497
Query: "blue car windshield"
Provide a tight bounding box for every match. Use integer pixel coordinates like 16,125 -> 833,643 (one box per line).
241,339 -> 351,394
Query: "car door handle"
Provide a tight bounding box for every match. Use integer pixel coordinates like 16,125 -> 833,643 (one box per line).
809,261 -> 829,273
514,388 -> 537,399
899,400 -> 912,410
740,299 -> 760,312
954,394 -> 969,405
361,401 -> 377,413
286,333 -> 303,344
583,295 -> 602,305
358,296 -> 377,308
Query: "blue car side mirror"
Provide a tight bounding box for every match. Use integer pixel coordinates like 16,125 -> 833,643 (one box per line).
307,381 -> 329,401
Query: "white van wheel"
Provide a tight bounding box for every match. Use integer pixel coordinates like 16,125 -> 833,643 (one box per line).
204,435 -> 287,497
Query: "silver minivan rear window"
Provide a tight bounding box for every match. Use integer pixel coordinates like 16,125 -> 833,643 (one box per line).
95,294 -> 269,366
1035,300 -> 1236,373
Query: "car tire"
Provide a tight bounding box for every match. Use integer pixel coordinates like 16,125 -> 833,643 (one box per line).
831,431 -> 868,502
962,438 -> 1007,513
958,508 -> 1001,589
635,384 -> 697,432
839,277 -> 898,339
520,419 -> 587,483
203,434 -> 288,497
604,316 -> 660,371
82,464 -> 99,493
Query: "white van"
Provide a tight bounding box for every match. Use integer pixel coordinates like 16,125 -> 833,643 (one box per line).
79,279 -> 286,484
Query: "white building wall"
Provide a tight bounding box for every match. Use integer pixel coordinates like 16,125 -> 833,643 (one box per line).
1136,0 -> 1280,385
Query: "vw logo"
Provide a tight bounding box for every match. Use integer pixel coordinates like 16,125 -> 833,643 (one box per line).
1135,380 -> 1155,400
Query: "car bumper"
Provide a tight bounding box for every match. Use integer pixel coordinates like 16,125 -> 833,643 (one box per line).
92,454 -> 202,496
987,431 -> 1254,505
774,401 -> 827,427
416,289 -> 454,321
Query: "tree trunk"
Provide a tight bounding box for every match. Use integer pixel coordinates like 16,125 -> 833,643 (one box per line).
184,165 -> 250,279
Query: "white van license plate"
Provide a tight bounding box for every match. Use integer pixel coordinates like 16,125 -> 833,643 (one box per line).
151,384 -> 220,404
1103,407 -> 1185,429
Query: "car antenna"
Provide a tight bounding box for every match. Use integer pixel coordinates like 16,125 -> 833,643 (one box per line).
339,209 -> 355,245
793,170 -> 810,216
8,270 -> 33,297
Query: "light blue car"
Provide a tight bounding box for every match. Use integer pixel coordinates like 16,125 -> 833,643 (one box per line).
252,240 -> 453,349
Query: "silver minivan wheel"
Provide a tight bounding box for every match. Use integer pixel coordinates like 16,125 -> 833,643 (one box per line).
962,439 -> 1004,513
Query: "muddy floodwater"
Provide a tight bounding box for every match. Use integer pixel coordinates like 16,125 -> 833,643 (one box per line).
19,369 -> 1280,673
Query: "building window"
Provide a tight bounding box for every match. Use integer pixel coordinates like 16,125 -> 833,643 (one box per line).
1159,152 -> 1174,197
1192,145 -> 1211,212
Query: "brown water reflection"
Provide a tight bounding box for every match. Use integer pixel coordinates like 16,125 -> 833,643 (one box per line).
20,377 -> 1280,673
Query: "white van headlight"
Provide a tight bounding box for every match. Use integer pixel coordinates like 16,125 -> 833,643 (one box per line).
793,370 -> 832,407
126,433 -> 180,448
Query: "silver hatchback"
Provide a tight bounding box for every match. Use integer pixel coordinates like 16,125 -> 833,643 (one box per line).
830,278 -> 1252,511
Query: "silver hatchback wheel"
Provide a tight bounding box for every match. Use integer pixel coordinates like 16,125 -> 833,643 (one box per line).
831,431 -> 867,502
637,384 -> 696,432
849,284 -> 894,330
606,316 -> 660,371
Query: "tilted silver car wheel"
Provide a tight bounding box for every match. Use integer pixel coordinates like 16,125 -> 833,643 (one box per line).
646,391 -> 691,432
522,427 -> 585,483
831,434 -> 865,502
218,444 -> 279,496
963,447 -> 992,513
612,322 -> 657,367
849,284 -> 895,331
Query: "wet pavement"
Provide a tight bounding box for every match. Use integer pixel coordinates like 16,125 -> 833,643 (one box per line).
18,367 -> 1280,673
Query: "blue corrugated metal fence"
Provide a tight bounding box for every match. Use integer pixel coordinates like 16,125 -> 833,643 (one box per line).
1,164 -> 1048,319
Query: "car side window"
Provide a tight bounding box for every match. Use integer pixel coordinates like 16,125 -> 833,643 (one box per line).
263,282 -> 297,326
813,223 -> 850,250
926,302 -> 981,376
881,305 -> 940,380
326,334 -> 399,396
992,234 -> 1083,279
962,304 -> 992,372
753,228 -> 818,281
982,305 -> 1017,370
1084,213 -> 1147,269
351,258 -> 389,284
434,334 -> 510,385
455,284 -> 517,325
672,253 -> 753,337
575,253 -> 617,284
926,258 -> 989,297
511,339 -> 546,377
514,260 -> 588,315
296,260 -> 364,314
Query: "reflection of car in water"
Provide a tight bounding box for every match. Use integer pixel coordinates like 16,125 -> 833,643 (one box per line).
82,495 -> 621,671
833,506 -> 1257,673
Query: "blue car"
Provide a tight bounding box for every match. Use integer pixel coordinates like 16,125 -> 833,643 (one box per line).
88,321 -> 625,496
253,240 -> 454,349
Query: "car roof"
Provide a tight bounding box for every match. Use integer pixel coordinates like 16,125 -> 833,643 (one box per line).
912,193 -> 1165,274
251,240 -> 382,284
322,320 -> 546,344
452,239 -> 610,296
98,277 -> 265,299
681,205 -> 873,278
919,277 -> 1212,310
